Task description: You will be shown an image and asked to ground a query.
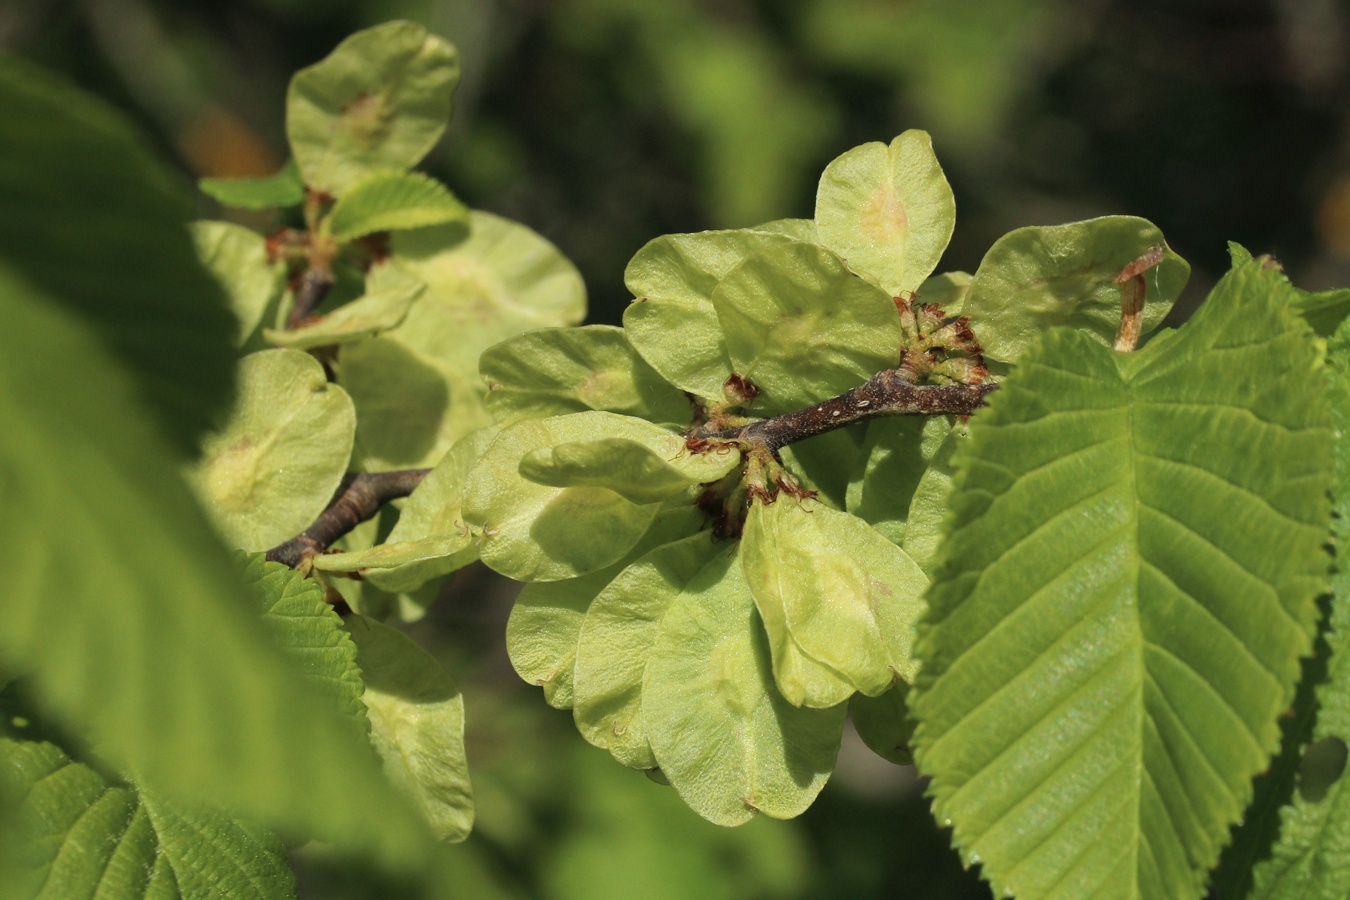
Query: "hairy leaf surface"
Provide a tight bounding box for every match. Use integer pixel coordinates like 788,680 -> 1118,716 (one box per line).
741,498 -> 928,707
622,229 -> 797,400
481,325 -> 691,427
572,530 -> 724,769
345,618 -> 474,844
912,261 -> 1332,899
962,216 -> 1190,363
814,130 -> 955,295
188,349 -> 356,551
644,546 -> 846,826
713,240 -> 902,412
327,170 -> 468,242
0,738 -> 296,899
287,21 -> 460,194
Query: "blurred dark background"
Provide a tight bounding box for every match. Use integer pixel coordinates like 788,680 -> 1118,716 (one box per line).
6,1 -> 1349,896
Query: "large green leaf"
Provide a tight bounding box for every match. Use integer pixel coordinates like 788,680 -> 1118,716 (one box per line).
1236,316 -> 1350,898
287,21 -> 461,195
0,267 -> 428,866
340,212 -> 586,469
814,130 -> 955,295
344,618 -> 474,844
911,261 -> 1332,899
712,240 -> 902,412
326,170 -> 468,242
1,737 -> 296,898
741,497 -> 928,708
187,349 -> 356,552
961,216 -> 1190,364
622,229 -> 797,401
480,325 -> 692,427
643,545 -> 846,826
0,55 -> 235,454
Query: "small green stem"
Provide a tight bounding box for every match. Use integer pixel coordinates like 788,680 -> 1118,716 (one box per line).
265,468 -> 429,569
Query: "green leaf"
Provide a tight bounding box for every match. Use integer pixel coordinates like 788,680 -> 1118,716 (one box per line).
911,260 -> 1332,899
519,436 -> 738,504
287,21 -> 461,195
851,683 -> 915,766
643,545 -> 846,826
463,412 -> 701,581
572,530 -> 724,769
191,221 -> 287,345
187,349 -> 356,552
344,618 -> 474,844
341,212 -> 586,469
0,55 -> 235,455
622,229 -> 798,400
0,266 -> 427,866
506,505 -> 706,710
246,555 -> 369,732
327,170 -> 469,242
1,737 -> 296,898
199,159 -> 305,210
741,498 -> 928,707
751,218 -> 818,241
961,216 -> 1191,364
1237,315 -> 1350,898
814,130 -> 956,295
713,240 -> 902,412
1293,286 -> 1350,339
777,426 -> 867,510
480,325 -> 692,427
846,416 -> 952,544
360,428 -> 496,594
266,261 -> 424,350
917,270 -> 972,314
900,421 -> 969,574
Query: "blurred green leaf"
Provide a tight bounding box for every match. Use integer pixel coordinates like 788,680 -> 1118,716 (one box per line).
815,130 -> 955,296
851,683 -> 915,766
344,618 -> 474,844
199,159 -> 305,210
912,261 -> 1331,899
327,171 -> 468,242
1,737 -> 296,898
0,55 -> 235,455
287,21 -> 461,195
187,349 -> 356,552
0,266 -> 428,867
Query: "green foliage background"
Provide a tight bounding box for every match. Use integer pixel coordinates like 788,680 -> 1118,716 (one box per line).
6,1 -> 1350,897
